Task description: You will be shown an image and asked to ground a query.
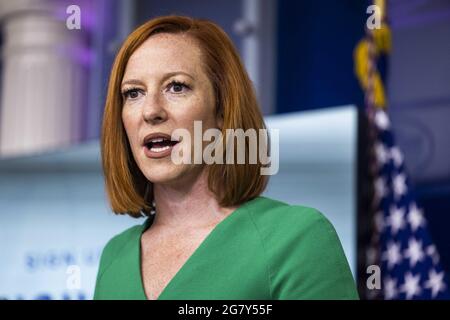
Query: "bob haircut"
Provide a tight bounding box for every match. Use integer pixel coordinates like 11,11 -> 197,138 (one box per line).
101,15 -> 269,217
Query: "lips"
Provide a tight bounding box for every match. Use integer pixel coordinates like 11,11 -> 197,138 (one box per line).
142,132 -> 180,159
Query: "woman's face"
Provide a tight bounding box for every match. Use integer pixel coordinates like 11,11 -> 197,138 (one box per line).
121,33 -> 220,186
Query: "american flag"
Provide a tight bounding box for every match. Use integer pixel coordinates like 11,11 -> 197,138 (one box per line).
367,108 -> 450,300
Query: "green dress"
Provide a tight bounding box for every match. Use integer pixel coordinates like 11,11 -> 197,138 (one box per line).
94,196 -> 359,300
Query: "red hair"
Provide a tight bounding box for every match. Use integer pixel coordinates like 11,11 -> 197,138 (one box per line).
101,15 -> 269,217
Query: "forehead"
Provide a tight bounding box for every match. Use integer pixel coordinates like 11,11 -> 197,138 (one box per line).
124,33 -> 204,79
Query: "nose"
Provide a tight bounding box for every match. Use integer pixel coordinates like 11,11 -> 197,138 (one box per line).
142,91 -> 168,124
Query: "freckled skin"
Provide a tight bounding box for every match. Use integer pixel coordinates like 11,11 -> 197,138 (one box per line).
121,33 -> 221,187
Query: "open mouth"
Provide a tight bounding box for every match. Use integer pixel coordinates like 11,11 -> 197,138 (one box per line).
142,133 -> 180,158
145,137 -> 179,152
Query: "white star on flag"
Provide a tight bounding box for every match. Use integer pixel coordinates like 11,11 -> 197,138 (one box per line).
426,245 -> 441,265
424,269 -> 446,298
390,146 -> 403,167
387,205 -> 406,234
408,203 -> 426,232
384,276 -> 398,299
400,272 -> 422,299
375,110 -> 390,130
375,142 -> 390,165
374,177 -> 388,202
393,173 -> 407,199
382,241 -> 402,269
404,238 -> 425,267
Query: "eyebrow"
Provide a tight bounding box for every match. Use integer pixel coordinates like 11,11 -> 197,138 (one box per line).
121,71 -> 195,88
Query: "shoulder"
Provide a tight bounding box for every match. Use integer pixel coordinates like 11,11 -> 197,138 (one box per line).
96,220 -> 146,281
93,220 -> 148,300
243,196 -> 359,299
243,196 -> 334,237
243,196 -> 340,254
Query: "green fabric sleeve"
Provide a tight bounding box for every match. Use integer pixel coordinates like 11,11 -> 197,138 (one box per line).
267,206 -> 360,300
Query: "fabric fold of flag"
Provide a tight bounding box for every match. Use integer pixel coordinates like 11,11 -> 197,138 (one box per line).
366,108 -> 450,300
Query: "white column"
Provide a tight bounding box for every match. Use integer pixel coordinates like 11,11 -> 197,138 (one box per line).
235,0 -> 277,115
0,0 -> 88,157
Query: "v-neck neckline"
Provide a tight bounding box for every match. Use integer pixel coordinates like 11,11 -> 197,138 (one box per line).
136,197 -> 260,300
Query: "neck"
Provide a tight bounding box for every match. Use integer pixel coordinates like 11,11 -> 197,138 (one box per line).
151,167 -> 237,230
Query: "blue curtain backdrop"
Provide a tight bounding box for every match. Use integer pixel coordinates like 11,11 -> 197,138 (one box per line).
276,0 -> 368,112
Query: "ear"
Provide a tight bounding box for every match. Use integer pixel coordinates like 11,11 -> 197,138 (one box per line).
216,110 -> 224,130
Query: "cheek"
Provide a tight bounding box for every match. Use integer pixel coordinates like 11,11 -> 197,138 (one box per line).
177,95 -> 216,127
121,108 -> 140,147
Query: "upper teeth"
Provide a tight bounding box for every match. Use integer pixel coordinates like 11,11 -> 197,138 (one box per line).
150,137 -> 165,143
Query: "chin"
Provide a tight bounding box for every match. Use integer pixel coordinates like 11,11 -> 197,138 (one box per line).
142,162 -> 203,187
141,163 -> 187,185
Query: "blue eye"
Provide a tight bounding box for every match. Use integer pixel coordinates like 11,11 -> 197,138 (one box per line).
122,88 -> 143,100
167,81 -> 190,94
